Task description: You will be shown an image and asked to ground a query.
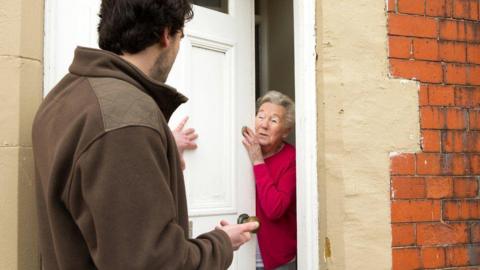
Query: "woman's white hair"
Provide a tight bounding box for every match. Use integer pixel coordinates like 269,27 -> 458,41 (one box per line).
256,90 -> 295,130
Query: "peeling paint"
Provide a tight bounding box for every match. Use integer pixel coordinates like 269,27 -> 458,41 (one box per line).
318,0 -> 420,266
324,237 -> 332,261
389,151 -> 401,157
399,79 -> 414,85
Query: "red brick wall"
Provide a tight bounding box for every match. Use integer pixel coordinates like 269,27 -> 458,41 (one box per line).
388,0 -> 480,269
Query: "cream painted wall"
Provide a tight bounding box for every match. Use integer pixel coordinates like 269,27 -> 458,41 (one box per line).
0,0 -> 43,269
315,0 -> 420,269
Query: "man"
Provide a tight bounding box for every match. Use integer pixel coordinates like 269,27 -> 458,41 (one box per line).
32,0 -> 258,269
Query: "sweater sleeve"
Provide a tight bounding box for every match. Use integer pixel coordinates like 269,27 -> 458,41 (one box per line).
66,126 -> 233,270
253,157 -> 296,220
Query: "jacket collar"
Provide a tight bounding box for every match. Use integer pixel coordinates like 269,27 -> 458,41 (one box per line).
69,46 -> 188,120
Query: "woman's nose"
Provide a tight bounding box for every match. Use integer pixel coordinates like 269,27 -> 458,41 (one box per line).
260,120 -> 269,128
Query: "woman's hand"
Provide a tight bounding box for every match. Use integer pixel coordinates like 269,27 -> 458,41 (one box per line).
172,116 -> 198,170
241,127 -> 264,165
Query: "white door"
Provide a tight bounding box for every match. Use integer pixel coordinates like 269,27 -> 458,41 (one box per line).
167,2 -> 256,270
44,1 -> 256,269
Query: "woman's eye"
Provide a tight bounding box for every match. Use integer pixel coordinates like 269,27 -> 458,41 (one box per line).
271,119 -> 278,124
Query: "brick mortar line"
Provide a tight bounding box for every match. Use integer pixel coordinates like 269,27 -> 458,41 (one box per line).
393,245 -> 480,249
392,220 -> 478,224
392,241 -> 480,247
387,11 -> 480,23
422,152 -> 480,155
390,35 -> 480,43
393,175 -> 480,178
468,220 -> 473,248
436,267 -> 480,269
414,221 -> 418,247
393,244 -> 480,249
466,109 -> 471,131
388,34 -> 480,47
392,223 -> 480,226
392,175 -> 480,178
392,198 -> 480,201
389,57 -> 480,67
388,76 -> 480,87
387,35 -> 480,45
418,105 -> 480,109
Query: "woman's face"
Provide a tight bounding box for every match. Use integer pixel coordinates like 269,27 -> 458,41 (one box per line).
255,102 -> 289,150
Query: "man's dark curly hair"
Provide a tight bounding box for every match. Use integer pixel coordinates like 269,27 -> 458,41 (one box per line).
98,0 -> 193,54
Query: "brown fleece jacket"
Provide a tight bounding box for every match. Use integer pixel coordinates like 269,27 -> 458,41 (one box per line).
32,47 -> 233,270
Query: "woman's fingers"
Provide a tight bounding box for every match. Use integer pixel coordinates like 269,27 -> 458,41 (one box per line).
185,142 -> 197,150
183,127 -> 195,135
186,133 -> 198,141
243,136 -> 255,147
174,116 -> 189,132
245,127 -> 254,137
243,130 -> 255,143
242,126 -> 255,138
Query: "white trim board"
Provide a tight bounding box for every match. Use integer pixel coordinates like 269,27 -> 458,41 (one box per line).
294,0 -> 319,269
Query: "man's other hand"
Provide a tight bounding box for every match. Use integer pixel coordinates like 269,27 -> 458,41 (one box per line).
215,220 -> 259,250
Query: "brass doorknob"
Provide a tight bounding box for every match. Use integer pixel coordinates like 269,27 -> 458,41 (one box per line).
237,213 -> 260,233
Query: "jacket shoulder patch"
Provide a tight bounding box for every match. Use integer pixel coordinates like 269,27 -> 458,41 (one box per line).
88,77 -> 163,132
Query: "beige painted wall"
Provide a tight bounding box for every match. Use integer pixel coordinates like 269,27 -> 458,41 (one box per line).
315,0 -> 420,269
0,0 -> 43,269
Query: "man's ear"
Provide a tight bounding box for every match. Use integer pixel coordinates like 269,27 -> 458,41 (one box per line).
159,27 -> 171,48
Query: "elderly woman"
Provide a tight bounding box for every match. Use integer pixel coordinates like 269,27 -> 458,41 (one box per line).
242,91 -> 296,270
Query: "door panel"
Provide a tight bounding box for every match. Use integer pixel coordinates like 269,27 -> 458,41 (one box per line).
44,1 -> 255,269
168,2 -> 256,269
184,41 -> 234,215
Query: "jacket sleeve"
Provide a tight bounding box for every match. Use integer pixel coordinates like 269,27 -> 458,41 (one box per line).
66,126 -> 233,270
253,159 -> 296,220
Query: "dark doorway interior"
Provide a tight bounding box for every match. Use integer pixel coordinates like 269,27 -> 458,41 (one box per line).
255,0 -> 295,144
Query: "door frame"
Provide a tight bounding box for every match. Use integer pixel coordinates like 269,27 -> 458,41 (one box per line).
43,0 -> 319,268
294,0 -> 319,269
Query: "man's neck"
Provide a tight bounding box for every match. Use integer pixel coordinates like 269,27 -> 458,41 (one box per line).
119,45 -> 159,77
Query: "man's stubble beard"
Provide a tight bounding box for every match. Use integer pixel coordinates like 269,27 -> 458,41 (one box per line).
149,51 -> 174,83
